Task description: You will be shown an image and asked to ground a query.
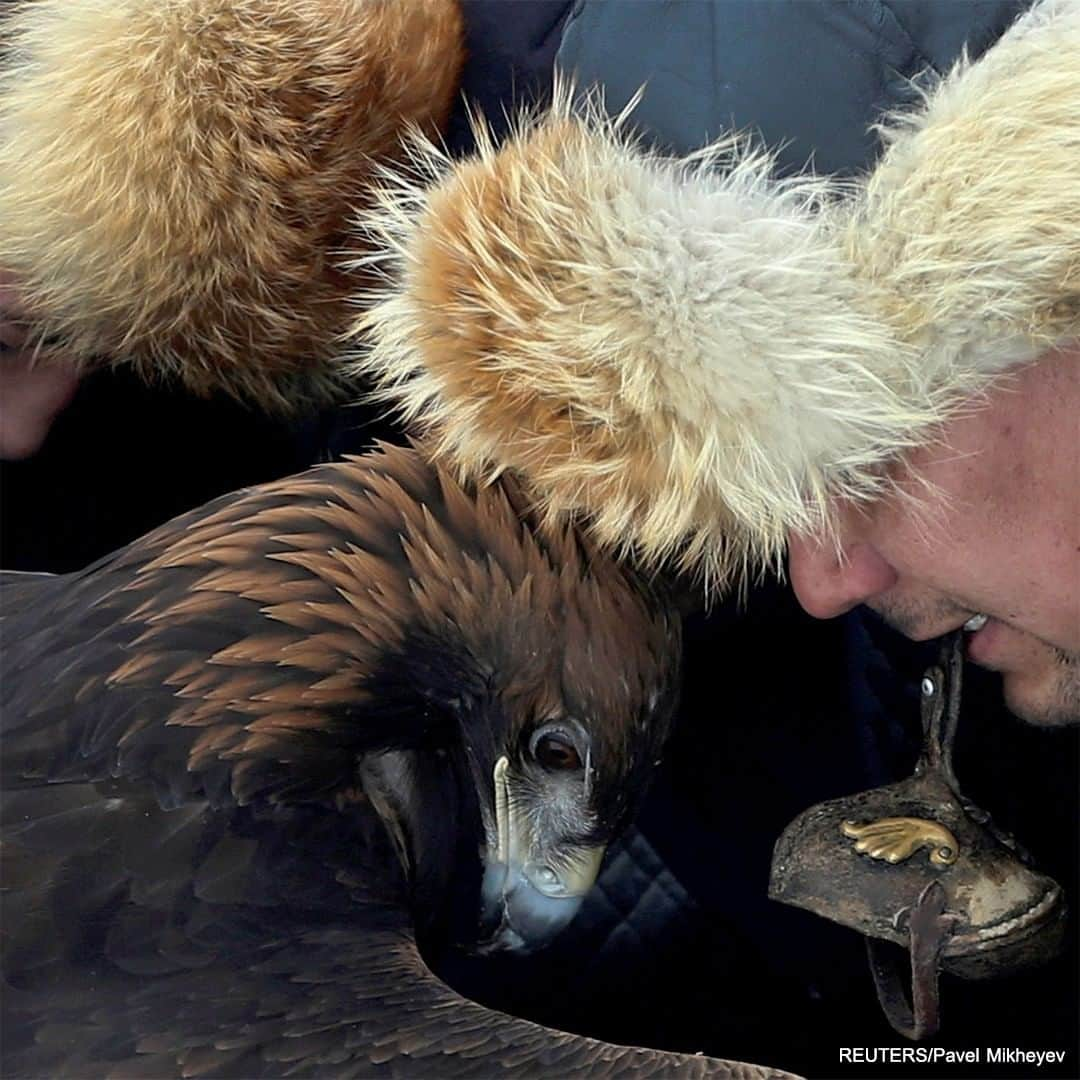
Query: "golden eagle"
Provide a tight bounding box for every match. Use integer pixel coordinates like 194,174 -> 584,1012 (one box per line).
0,444 -> 790,1078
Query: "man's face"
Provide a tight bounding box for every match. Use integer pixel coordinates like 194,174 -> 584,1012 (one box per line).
787,346 -> 1080,727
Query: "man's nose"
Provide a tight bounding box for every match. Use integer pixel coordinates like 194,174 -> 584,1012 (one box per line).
787,535 -> 898,619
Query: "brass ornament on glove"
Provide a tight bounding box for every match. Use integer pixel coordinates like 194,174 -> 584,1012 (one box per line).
841,817 -> 959,866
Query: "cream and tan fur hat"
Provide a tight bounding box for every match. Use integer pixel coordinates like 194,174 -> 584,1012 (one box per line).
353,0 -> 1079,592
0,0 -> 464,411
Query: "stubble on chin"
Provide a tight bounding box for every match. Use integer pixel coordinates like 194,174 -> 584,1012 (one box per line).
1005,648 -> 1080,728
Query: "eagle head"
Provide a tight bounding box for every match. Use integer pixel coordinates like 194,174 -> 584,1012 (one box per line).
345,453 -> 682,955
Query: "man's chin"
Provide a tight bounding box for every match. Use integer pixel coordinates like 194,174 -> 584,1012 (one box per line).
1000,668 -> 1080,728
963,619 -> 1079,727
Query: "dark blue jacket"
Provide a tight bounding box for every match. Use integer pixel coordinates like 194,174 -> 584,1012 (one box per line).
557,0 -> 1028,175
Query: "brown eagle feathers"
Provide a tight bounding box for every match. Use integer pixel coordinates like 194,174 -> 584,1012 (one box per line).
1,444 -> 673,810
0,445 -> 793,1077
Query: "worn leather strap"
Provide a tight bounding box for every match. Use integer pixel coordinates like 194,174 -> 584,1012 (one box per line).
865,880 -> 959,1041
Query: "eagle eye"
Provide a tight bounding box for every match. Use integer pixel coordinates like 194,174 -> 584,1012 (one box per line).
529,727 -> 584,772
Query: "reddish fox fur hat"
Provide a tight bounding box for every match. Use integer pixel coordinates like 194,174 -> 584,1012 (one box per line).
353,0 -> 1079,592
0,0 -> 464,411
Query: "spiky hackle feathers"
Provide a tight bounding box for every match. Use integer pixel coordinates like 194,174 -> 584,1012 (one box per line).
0,0 -> 464,411
351,0 -> 1080,591
0,444 -> 677,814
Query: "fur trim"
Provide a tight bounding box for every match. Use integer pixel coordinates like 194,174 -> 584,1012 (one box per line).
848,0 -> 1080,377
0,0 -> 464,411
350,87 -> 938,589
352,1 -> 1078,589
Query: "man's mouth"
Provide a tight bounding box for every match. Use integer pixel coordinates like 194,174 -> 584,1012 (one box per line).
962,613 -> 1003,665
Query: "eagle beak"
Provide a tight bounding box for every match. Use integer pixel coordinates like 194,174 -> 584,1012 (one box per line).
477,756 -> 605,954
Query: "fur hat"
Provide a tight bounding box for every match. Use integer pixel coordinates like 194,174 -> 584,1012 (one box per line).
0,0 -> 464,411
352,0 -> 1079,591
